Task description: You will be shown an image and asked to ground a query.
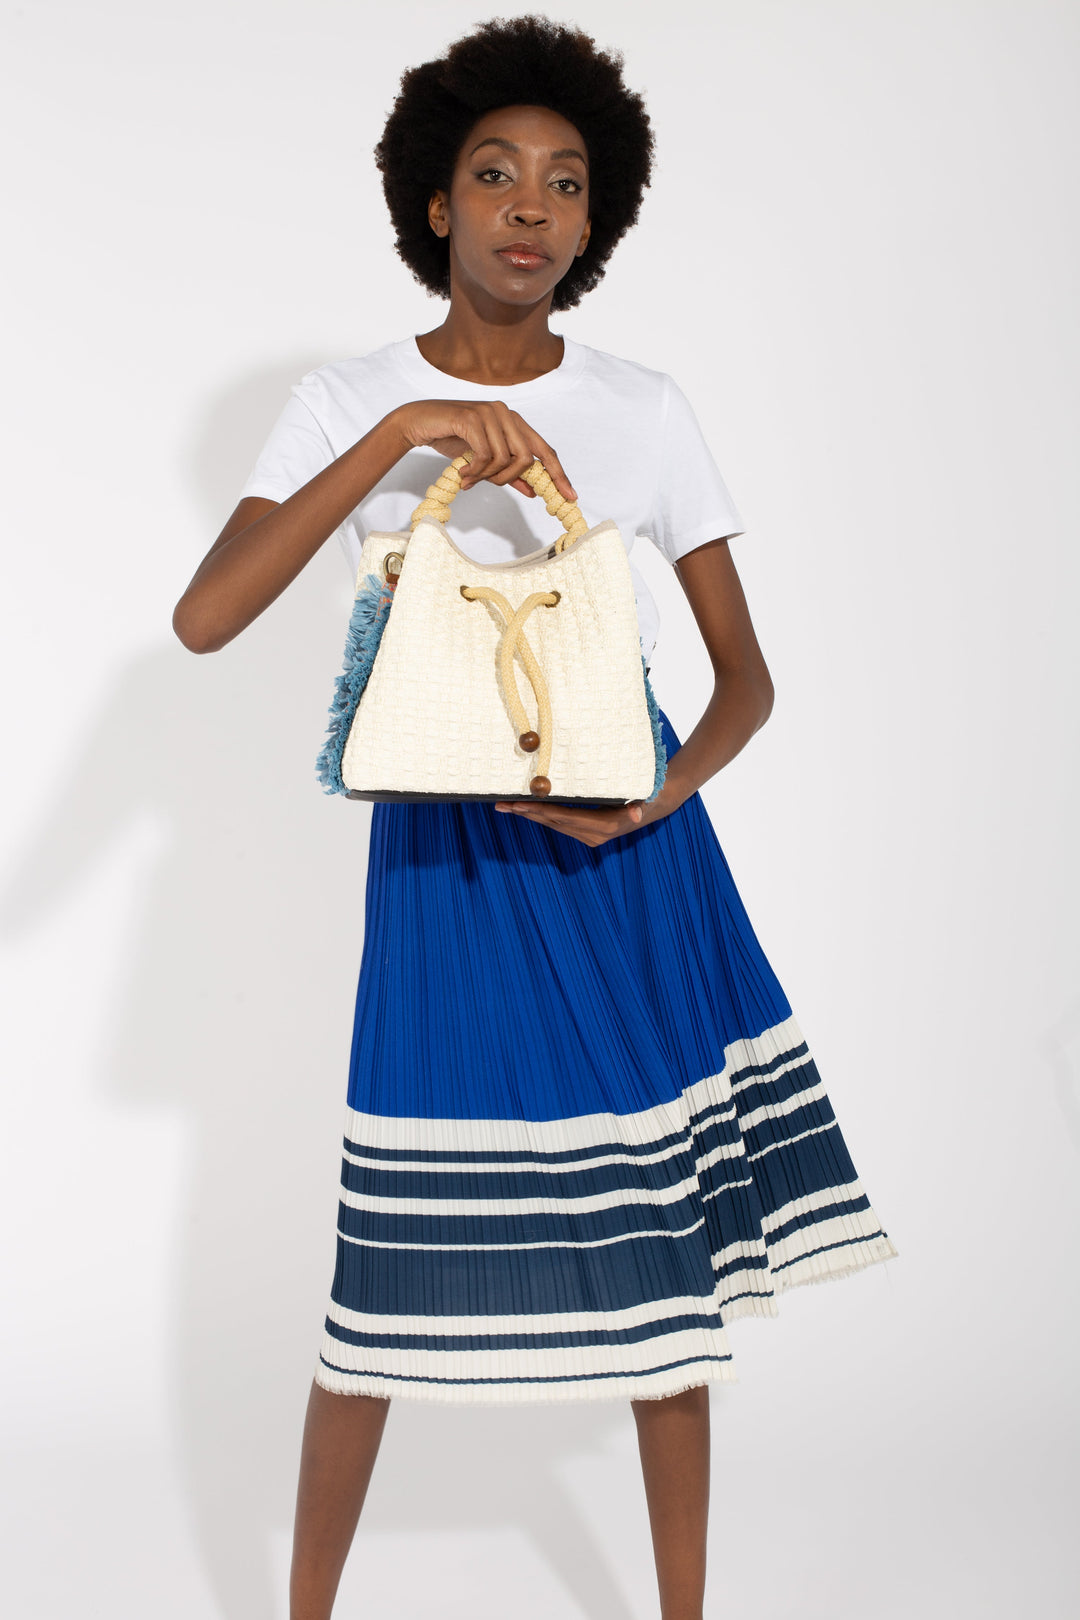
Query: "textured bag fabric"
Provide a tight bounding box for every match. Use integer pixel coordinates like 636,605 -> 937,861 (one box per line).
318,457 -> 668,805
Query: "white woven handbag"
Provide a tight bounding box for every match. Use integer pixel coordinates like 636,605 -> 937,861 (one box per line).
316,454 -> 667,805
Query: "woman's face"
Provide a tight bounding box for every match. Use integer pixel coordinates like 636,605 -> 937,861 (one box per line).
429,103 -> 592,310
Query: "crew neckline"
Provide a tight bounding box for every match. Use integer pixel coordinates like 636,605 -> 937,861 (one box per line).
398,333 -> 588,397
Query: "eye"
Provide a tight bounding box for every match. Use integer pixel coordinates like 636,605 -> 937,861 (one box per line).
553,178 -> 583,194
476,167 -> 507,183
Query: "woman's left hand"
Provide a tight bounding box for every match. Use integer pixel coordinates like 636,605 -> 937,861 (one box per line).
494,789 -> 678,848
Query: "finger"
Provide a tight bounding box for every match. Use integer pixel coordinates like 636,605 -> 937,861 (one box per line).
495,411 -> 576,503
429,436 -> 471,460
524,432 -> 577,504
475,416 -> 518,487
488,407 -> 549,492
457,419 -> 495,488
491,445 -> 546,490
476,405 -> 539,490
462,411 -> 513,488
510,803 -> 610,840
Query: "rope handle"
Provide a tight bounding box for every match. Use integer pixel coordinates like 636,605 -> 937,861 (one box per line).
410,453 -> 589,551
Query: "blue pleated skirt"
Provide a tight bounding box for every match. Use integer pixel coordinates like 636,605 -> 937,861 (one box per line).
315,707 -> 898,1403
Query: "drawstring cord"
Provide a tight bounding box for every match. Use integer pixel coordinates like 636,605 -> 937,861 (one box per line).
410,454 -> 588,797
458,585 -> 560,795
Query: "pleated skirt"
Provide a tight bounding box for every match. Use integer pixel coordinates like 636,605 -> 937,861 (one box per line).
315,707 -> 898,1403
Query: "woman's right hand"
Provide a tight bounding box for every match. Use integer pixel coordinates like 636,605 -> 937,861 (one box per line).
387,400 -> 577,503
173,398 -> 577,655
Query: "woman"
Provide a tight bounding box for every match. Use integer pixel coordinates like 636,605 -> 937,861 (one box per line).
173,16 -> 898,1620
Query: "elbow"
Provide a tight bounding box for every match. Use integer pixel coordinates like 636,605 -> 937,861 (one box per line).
172,598 -> 224,654
715,662 -> 775,732
754,671 -> 775,730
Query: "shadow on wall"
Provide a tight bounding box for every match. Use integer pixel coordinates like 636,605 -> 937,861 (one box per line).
0,366 -> 690,1620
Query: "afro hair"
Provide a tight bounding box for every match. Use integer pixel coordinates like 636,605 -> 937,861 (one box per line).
374,14 -> 654,312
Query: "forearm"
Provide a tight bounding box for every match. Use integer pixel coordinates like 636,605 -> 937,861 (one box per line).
643,671 -> 774,822
173,411 -> 409,653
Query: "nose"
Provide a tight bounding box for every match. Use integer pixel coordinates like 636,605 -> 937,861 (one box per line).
509,188 -> 548,227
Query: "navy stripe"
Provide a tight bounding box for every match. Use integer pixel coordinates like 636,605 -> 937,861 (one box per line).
725,1041 -> 812,1093
338,1097 -> 837,1206
766,1193 -> 872,1247
339,1152 -> 699,1202
340,1151 -> 757,1205
323,1309 -> 727,1354
342,1122 -> 696,1168
330,1226 -> 718,1316
709,1201 -> 876,1285
769,1228 -> 888,1275
336,1189 -> 706,1248
318,1350 -> 732,1388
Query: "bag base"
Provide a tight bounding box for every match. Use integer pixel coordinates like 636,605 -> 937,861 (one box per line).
344,789 -> 631,806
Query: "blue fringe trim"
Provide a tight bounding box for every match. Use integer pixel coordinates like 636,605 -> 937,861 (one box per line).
316,572 -> 395,795
641,654 -> 668,803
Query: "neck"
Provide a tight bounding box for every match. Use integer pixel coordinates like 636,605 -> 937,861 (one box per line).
415,280 -> 565,385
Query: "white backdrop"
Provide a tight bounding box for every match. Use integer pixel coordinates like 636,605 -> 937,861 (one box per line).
2,1 -> 1077,1616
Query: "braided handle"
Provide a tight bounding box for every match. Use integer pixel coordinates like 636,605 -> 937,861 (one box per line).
410,453 -> 588,549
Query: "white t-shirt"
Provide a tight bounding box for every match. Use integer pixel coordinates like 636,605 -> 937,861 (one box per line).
236,334 -> 746,665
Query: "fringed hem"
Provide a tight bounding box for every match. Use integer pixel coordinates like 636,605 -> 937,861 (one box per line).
313,1356 -> 737,1407
316,572 -> 393,794
720,1231 -> 900,1326
640,654 -> 668,802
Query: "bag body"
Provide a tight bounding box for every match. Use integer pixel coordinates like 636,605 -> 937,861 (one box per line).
317,457 -> 668,805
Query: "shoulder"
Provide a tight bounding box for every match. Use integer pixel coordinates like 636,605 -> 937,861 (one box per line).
287,336 -> 417,420
571,339 -> 675,406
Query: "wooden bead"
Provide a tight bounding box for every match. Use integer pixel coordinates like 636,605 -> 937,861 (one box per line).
519,731 -> 540,752
530,776 -> 551,796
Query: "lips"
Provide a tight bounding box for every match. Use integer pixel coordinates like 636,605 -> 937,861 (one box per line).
496,241 -> 551,269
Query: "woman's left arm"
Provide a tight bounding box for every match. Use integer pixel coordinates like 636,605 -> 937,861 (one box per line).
497,536 -> 774,846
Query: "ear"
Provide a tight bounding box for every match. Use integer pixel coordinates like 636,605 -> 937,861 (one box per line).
428,189 -> 450,240
575,217 -> 592,258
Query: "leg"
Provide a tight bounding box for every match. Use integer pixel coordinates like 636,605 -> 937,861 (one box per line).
631,1385 -> 711,1620
290,1379 -> 391,1620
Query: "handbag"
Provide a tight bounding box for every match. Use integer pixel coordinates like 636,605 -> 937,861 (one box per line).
316,453 -> 668,806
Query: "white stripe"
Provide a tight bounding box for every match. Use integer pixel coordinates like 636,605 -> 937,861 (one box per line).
325,1291 -> 726,1338
315,1358 -> 738,1402
726,1046 -> 814,1098
773,1228 -> 899,1278
759,1181 -> 870,1233
317,1324 -> 733,1384
342,1013 -> 809,1154
701,1174 -> 755,1202
746,1116 -> 839,1164
694,1139 -> 749,1175
735,1079 -> 830,1134
338,1173 -> 701,1219
342,1134 -> 697,1178
707,1199 -> 890,1276
336,1215 -> 707,1253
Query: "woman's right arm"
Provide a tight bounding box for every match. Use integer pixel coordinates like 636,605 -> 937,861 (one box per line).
172,400 -> 576,654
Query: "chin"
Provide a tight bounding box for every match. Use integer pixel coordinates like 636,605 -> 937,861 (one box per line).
455,255 -> 563,308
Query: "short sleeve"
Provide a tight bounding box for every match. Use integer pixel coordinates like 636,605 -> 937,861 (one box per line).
645,376 -> 746,564
235,381 -> 335,504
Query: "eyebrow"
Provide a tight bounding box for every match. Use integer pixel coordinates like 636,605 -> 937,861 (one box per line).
468,136 -> 588,165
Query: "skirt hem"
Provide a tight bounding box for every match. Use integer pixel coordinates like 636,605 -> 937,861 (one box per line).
312,1228 -> 898,1406
313,1357 -> 738,1406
